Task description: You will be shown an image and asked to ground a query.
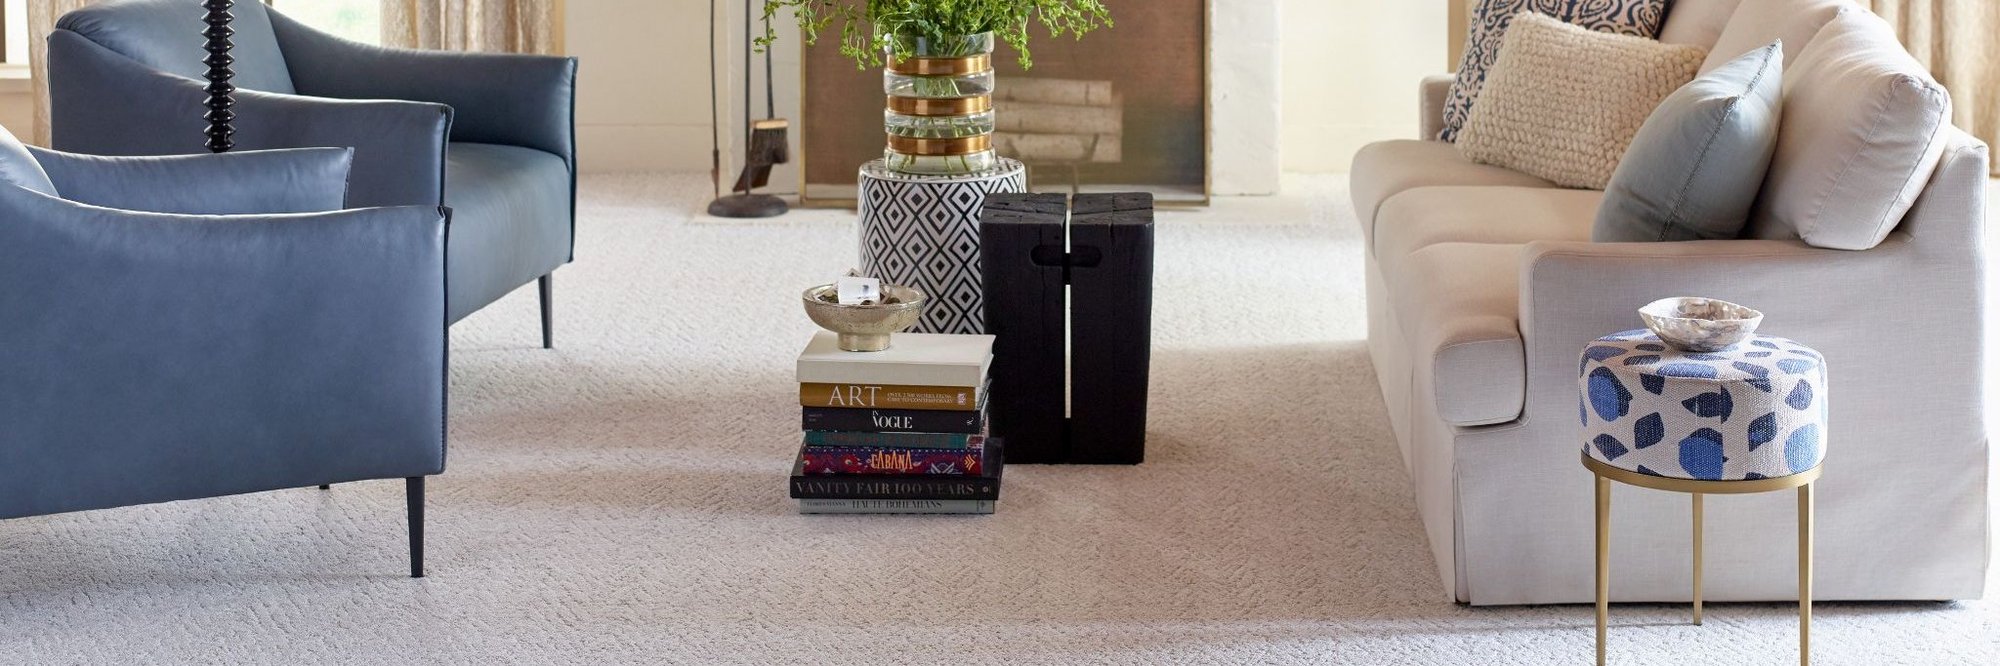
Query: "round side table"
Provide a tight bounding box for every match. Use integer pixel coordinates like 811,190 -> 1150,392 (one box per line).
857,158 -> 1027,335
1578,329 -> 1829,665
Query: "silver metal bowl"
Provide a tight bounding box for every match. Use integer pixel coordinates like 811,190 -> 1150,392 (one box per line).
1638,297 -> 1764,352
801,284 -> 927,352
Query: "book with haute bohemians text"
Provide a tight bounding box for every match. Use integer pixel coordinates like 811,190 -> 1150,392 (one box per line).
799,383 -> 980,411
796,498 -> 995,515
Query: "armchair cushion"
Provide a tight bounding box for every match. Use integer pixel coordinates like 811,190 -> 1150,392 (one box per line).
1350,140 -> 1556,238
56,0 -> 295,94
26,146 -> 353,215
442,142 -> 572,322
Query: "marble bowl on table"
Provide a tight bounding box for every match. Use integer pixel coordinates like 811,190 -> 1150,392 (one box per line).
1638,297 -> 1764,352
801,284 -> 927,352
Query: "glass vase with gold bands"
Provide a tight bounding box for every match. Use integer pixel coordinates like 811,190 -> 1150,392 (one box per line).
882,32 -> 997,175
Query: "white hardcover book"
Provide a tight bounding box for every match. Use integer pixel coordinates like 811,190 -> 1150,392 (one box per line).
796,331 -> 994,387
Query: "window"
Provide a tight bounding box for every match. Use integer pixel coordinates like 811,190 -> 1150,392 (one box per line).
4,0 -> 26,65
0,2 -> 379,66
268,0 -> 381,46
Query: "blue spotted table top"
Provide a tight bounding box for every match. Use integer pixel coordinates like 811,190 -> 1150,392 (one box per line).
1579,330 -> 1828,481
1582,329 -> 1824,386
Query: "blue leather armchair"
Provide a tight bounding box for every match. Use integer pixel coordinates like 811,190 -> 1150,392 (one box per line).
47,0 -> 577,347
0,126 -> 446,576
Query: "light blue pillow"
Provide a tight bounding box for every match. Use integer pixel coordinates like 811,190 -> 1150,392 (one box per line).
1594,41 -> 1783,242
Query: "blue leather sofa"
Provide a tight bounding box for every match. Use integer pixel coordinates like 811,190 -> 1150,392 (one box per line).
46,0 -> 578,347
0,125 -> 445,577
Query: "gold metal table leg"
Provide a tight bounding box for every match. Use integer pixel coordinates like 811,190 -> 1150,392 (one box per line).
1799,482 -> 1813,665
1693,492 -> 1704,626
1596,475 -> 1610,666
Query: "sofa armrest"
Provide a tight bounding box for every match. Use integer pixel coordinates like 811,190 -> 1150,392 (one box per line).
1520,237 -> 1916,352
0,186 -> 447,519
1517,234 -> 1980,413
268,11 -> 577,169
27,146 -> 355,214
46,29 -> 451,209
1420,74 -> 1455,141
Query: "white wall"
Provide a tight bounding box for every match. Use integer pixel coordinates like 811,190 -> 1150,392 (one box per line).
567,0 -> 717,172
1280,0 -> 1449,173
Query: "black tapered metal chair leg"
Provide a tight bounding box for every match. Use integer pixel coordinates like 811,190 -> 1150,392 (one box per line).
538,273 -> 554,349
407,476 -> 425,578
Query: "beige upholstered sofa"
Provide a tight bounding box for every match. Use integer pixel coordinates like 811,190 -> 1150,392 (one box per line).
1353,0 -> 1990,605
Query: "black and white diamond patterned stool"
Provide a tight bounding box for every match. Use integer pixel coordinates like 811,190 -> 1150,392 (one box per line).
857,157 -> 1026,334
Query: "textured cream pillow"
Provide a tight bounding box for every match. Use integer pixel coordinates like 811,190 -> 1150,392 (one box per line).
1457,13 -> 1705,190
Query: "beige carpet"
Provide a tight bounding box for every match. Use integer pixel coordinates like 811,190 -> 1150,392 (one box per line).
1,175 -> 1994,665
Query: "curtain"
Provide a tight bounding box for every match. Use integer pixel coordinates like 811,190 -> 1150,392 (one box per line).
1862,0 -> 2000,174
27,0 -> 105,145
381,0 -> 561,54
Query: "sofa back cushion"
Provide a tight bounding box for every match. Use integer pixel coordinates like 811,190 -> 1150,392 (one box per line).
1700,0 -> 1844,73
1595,41 -> 1783,242
56,0 -> 296,94
1743,8 -> 1951,250
1658,0 -> 1742,49
1456,14 -> 1704,190
1440,0 -> 1669,142
0,124 -> 57,197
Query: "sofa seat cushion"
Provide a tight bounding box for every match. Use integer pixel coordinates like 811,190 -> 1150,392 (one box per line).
1350,140 -> 1556,241
1373,186 -> 1600,265
444,142 -> 573,323
1386,242 -> 1527,426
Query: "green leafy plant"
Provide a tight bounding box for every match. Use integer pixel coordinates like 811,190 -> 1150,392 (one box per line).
757,0 -> 1112,70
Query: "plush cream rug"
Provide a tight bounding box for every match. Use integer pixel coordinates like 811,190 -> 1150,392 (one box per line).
1,175 -> 1994,665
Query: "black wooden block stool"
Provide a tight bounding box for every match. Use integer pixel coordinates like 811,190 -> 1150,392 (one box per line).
980,192 -> 1154,464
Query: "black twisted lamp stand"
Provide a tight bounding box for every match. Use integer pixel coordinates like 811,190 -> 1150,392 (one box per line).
202,0 -> 234,153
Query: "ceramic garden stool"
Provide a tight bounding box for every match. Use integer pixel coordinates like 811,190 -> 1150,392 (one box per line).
1578,330 -> 1828,665
857,157 -> 1026,335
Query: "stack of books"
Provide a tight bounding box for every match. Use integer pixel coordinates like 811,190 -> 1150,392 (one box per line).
790,331 -> 1003,514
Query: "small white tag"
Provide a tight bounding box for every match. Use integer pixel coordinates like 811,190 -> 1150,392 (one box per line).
836,276 -> 882,305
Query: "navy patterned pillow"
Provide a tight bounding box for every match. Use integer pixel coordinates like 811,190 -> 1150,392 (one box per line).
1440,0 -> 1670,142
